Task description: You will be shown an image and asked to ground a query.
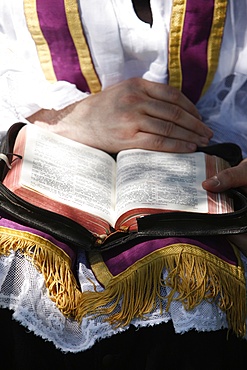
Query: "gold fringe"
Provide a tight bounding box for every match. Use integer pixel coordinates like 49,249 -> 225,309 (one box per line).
0,227 -> 82,319
0,228 -> 246,337
82,243 -> 246,337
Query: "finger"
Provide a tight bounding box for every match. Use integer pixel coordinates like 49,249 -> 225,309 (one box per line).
202,160 -> 247,193
143,79 -> 202,120
138,117 -> 210,147
147,99 -> 213,139
138,84 -> 213,139
127,131 -> 198,153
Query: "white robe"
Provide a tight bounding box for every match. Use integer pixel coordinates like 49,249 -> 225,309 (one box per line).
0,0 -> 247,154
0,0 -> 247,353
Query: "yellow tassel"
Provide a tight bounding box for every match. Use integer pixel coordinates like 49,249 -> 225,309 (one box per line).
0,227 -> 246,338
162,247 -> 246,337
77,258 -> 166,327
81,243 -> 246,337
0,228 -> 82,318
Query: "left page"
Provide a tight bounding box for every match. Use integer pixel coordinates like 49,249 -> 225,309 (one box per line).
4,125 -> 117,233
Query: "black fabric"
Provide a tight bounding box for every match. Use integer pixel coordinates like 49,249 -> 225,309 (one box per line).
1,308 -> 247,370
132,0 -> 153,25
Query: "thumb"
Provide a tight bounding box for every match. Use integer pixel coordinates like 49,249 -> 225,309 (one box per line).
202,161 -> 247,193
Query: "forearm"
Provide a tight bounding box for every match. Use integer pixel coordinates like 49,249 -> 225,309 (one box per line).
28,78 -> 212,153
27,100 -> 86,137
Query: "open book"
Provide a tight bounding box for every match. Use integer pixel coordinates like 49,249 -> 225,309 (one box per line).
3,124 -> 233,236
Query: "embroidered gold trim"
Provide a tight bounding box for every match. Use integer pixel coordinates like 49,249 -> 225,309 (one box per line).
24,0 -> 101,93
89,242 -> 245,288
201,0 -> 228,96
23,0 -> 57,83
168,0 -> 228,98
64,0 -> 101,93
168,0 -> 187,91
86,242 -> 246,336
1,226 -> 245,337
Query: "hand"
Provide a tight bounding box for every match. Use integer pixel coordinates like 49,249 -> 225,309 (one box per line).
28,78 -> 213,154
203,159 -> 247,256
202,158 -> 247,194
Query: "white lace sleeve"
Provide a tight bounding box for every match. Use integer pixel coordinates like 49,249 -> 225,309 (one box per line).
197,1 -> 247,157
197,73 -> 247,158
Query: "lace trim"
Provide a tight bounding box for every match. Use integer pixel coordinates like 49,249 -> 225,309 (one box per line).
0,249 -> 246,353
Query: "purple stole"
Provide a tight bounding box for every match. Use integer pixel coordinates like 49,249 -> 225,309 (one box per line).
24,0 -> 228,102
23,0 -> 101,93
169,0 -> 228,103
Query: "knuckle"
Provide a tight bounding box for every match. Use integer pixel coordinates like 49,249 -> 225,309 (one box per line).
119,110 -> 136,125
152,136 -> 166,150
151,136 -> 183,152
121,92 -> 142,106
126,77 -> 144,91
160,121 -> 174,137
119,87 -> 144,108
222,167 -> 235,183
171,140 -> 186,153
114,78 -> 145,109
167,86 -> 181,104
169,105 -> 183,122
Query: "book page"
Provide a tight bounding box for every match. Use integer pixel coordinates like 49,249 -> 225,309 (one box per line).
20,126 -> 116,225
205,155 -> 233,214
115,149 -> 209,219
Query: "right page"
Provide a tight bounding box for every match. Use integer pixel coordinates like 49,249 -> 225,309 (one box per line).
205,154 -> 232,214
114,149 -> 232,230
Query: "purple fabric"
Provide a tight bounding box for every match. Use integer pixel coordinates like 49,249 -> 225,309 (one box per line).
36,0 -> 90,92
102,236 -> 237,276
180,0 -> 214,103
0,216 -> 76,265
0,216 -> 238,279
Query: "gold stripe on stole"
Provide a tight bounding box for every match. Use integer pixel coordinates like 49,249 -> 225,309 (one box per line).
168,0 -> 187,91
201,0 -> 228,96
23,0 -> 57,83
168,0 -> 228,99
64,0 -> 101,93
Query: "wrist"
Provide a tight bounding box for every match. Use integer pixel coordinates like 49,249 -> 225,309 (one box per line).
27,100 -> 84,137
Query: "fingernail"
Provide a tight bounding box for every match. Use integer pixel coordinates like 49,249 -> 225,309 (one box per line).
199,137 -> 210,146
204,176 -> 220,188
204,127 -> 213,138
187,143 -> 197,151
